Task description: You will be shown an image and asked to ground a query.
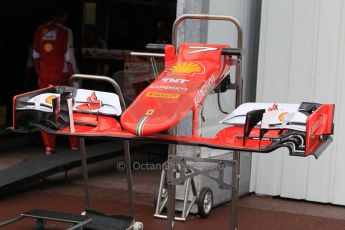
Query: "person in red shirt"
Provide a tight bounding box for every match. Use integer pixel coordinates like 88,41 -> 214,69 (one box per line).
33,6 -> 79,155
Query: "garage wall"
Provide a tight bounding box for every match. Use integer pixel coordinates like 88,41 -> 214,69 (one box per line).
206,0 -> 262,195
176,0 -> 261,101
250,0 -> 345,205
207,0 -> 261,102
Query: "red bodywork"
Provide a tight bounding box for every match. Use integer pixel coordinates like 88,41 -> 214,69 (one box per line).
42,105 -> 332,157
120,43 -> 231,136
305,104 -> 334,155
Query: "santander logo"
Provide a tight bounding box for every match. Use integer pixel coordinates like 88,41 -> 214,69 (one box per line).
194,74 -> 217,105
310,116 -> 323,137
75,92 -> 102,110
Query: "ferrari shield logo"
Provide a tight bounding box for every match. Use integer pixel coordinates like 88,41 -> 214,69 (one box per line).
145,109 -> 155,115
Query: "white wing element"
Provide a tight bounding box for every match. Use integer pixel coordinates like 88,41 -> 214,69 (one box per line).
260,110 -> 307,132
19,93 -> 61,112
20,89 -> 122,116
220,103 -> 307,131
73,89 -> 122,116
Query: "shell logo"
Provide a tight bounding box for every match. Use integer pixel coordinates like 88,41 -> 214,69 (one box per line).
45,95 -> 57,105
168,62 -> 204,75
278,112 -> 288,122
44,43 -> 53,52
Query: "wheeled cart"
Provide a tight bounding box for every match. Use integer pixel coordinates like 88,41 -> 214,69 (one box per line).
154,152 -> 251,221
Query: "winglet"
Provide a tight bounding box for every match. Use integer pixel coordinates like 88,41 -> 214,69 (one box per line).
243,109 -> 265,146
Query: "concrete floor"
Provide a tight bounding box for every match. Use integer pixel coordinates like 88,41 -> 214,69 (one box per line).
1,137 -> 345,229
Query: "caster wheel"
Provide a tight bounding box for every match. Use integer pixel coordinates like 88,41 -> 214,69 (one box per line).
198,187 -> 213,219
35,218 -> 45,230
133,221 -> 143,230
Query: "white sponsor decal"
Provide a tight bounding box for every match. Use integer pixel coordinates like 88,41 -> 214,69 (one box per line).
188,46 -> 218,53
42,30 -> 57,40
161,78 -> 190,84
310,116 -> 323,138
148,85 -> 188,92
194,74 -> 217,105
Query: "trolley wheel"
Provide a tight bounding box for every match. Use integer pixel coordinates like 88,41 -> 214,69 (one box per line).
198,187 -> 213,219
133,221 -> 144,230
35,218 -> 45,230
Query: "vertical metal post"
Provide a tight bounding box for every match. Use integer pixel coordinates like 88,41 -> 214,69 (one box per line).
155,169 -> 166,215
124,140 -> 136,223
167,147 -> 176,230
80,137 -> 91,209
167,125 -> 177,230
230,151 -> 240,230
149,57 -> 159,78
231,55 -> 243,230
181,178 -> 191,219
235,59 -> 243,108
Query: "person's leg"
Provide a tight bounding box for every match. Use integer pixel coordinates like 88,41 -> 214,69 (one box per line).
41,132 -> 56,155
69,137 -> 79,150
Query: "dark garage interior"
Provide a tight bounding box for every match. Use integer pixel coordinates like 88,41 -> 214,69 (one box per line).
0,0 -> 176,127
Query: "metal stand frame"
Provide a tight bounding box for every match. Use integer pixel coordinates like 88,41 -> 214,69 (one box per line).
154,166 -> 198,221
79,138 -> 137,228
80,138 -> 91,209
231,151 -> 240,230
0,211 -> 93,230
154,14 -> 244,230
0,75 -> 143,229
71,74 -> 140,229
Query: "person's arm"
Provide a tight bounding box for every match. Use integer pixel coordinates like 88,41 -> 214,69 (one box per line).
64,28 -> 78,75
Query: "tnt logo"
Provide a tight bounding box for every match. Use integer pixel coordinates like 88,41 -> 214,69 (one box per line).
161,78 -> 190,84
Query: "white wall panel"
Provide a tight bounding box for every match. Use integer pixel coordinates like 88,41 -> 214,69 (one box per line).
208,0 -> 261,101
251,0 -> 345,204
206,0 -> 261,194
